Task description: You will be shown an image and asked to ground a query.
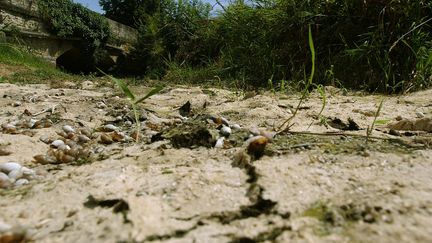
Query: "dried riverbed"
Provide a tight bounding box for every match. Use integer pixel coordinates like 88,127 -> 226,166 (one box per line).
0,81 -> 431,242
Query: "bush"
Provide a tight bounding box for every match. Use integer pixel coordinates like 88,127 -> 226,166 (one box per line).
38,0 -> 111,71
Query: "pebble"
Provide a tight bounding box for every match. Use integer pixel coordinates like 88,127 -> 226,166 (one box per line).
104,124 -> 119,132
1,123 -> 17,133
0,162 -> 35,188
28,119 -> 37,128
51,140 -> 65,148
230,124 -> 241,130
416,112 -> 425,118
14,179 -> 29,186
39,135 -> 51,144
62,125 -> 75,133
81,80 -> 95,90
0,162 -> 22,173
8,169 -> 23,181
12,101 -> 22,107
0,221 -> 12,233
215,137 -> 225,148
57,144 -> 71,151
77,135 -> 91,143
220,125 -> 232,137
0,172 -> 10,186
96,102 -> 107,109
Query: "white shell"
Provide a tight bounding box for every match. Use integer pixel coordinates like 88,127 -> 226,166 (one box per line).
8,169 -> 23,180
220,126 -> 232,137
1,123 -> 16,130
215,137 -> 225,148
0,162 -> 22,173
221,117 -> 230,126
96,102 -> 107,109
51,140 -> 65,148
58,144 -> 71,151
28,118 -> 38,128
230,124 -> 241,130
62,125 -> 75,133
0,220 -> 12,233
78,135 -> 91,143
104,124 -> 119,132
12,101 -> 22,107
416,112 -> 425,118
0,172 -> 10,183
21,167 -> 35,177
15,178 -> 29,186
40,135 -> 51,143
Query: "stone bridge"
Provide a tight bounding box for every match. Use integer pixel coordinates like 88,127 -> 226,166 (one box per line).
0,0 -> 137,72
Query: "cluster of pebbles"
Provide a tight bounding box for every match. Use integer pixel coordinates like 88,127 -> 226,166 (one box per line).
209,115 -> 275,157
0,162 -> 36,189
33,124 -> 135,164
1,117 -> 53,134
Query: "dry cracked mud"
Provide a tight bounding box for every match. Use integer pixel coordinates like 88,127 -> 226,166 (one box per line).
0,81 -> 432,243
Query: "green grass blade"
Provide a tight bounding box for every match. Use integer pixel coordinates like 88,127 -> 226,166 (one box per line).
110,76 -> 135,101
134,85 -> 164,104
98,68 -> 135,101
308,25 -> 315,86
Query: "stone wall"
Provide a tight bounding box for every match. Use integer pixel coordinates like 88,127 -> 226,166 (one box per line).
0,0 -> 137,43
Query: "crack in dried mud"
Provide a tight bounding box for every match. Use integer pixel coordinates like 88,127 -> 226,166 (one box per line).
142,152 -> 290,241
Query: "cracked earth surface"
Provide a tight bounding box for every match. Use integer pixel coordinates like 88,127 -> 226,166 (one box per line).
1,81 -> 432,243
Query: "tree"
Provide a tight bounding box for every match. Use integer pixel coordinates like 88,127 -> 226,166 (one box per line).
99,0 -> 159,27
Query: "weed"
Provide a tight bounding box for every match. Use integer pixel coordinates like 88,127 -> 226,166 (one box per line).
366,98 -> 384,142
100,69 -> 163,142
278,25 -> 315,131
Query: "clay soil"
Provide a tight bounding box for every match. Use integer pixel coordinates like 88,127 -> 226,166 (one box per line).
0,79 -> 432,243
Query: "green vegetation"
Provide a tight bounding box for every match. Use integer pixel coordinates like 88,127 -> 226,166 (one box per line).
38,0 -> 111,71
0,44 -> 74,83
103,0 -> 432,93
103,70 -> 163,142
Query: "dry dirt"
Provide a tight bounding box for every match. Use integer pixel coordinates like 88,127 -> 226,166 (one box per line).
0,80 -> 431,243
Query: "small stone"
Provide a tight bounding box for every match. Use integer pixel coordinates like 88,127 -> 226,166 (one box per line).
12,101 -> 22,107
0,172 -> 11,188
0,220 -> 12,233
215,137 -> 225,148
57,144 -> 71,151
100,133 -> 113,144
0,162 -> 22,173
104,124 -> 119,132
81,80 -> 95,90
220,125 -> 232,137
96,102 -> 107,109
230,124 -> 241,130
8,169 -> 23,180
246,135 -> 269,158
51,140 -> 65,148
77,135 -> 91,143
21,167 -> 35,177
14,179 -> 29,187
1,123 -> 17,133
416,112 -> 425,118
363,214 -> 375,223
62,125 -> 75,134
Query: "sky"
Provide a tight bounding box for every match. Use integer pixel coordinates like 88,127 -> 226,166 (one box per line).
73,0 -> 226,14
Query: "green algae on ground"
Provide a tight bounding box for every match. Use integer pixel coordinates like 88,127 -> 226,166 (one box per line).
272,134 -> 420,155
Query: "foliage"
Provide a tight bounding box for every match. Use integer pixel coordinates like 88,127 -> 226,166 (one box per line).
99,0 -> 160,28
0,44 -> 78,83
38,0 -> 111,57
101,69 -> 163,142
100,0 -> 432,93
